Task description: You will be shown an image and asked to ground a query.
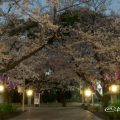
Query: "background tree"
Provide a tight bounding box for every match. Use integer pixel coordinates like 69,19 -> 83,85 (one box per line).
82,0 -> 111,33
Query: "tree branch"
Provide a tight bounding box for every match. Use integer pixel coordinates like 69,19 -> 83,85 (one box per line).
0,34 -> 55,73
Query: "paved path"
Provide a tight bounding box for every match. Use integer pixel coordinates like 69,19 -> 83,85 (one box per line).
10,107 -> 103,120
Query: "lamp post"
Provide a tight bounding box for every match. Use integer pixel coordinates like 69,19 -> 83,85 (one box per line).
84,89 -> 94,105
0,84 -> 4,103
91,93 -> 94,106
22,79 -> 25,112
26,89 -> 33,107
109,84 -> 119,104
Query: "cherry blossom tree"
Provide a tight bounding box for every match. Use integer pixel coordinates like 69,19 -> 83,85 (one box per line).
0,0 -> 59,73
0,0 -> 120,108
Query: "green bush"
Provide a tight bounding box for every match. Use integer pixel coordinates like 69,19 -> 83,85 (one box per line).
105,102 -> 120,119
0,103 -> 15,113
60,10 -> 79,26
80,103 -> 89,110
42,90 -> 57,103
0,103 -> 19,119
59,9 -> 104,32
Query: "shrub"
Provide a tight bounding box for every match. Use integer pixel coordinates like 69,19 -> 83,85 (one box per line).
0,103 -> 15,113
0,103 -> 19,119
80,103 -> 89,110
105,101 -> 120,119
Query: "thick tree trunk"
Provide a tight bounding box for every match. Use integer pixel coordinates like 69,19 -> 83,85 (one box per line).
60,89 -> 66,107
101,94 -> 110,110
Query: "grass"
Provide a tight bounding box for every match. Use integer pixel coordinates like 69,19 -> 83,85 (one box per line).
0,103 -> 22,120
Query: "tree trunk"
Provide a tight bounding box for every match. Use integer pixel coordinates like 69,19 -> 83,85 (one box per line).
101,94 -> 110,111
60,89 -> 66,107
91,14 -> 96,34
53,6 -> 57,24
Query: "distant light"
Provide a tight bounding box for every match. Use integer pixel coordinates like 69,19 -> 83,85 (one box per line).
26,89 -> 33,97
84,89 -> 92,97
0,85 -> 4,92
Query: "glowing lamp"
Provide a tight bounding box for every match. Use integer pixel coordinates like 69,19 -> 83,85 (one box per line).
26,89 -> 33,97
0,85 -> 4,92
84,89 -> 92,97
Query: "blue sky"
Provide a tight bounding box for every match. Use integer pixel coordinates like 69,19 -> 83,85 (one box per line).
0,0 -> 119,24
1,0 -> 120,14
110,0 -> 120,12
43,0 -> 120,11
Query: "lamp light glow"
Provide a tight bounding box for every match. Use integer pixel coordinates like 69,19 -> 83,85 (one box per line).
26,89 -> 33,97
110,85 -> 118,93
0,85 -> 4,92
84,89 -> 92,97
